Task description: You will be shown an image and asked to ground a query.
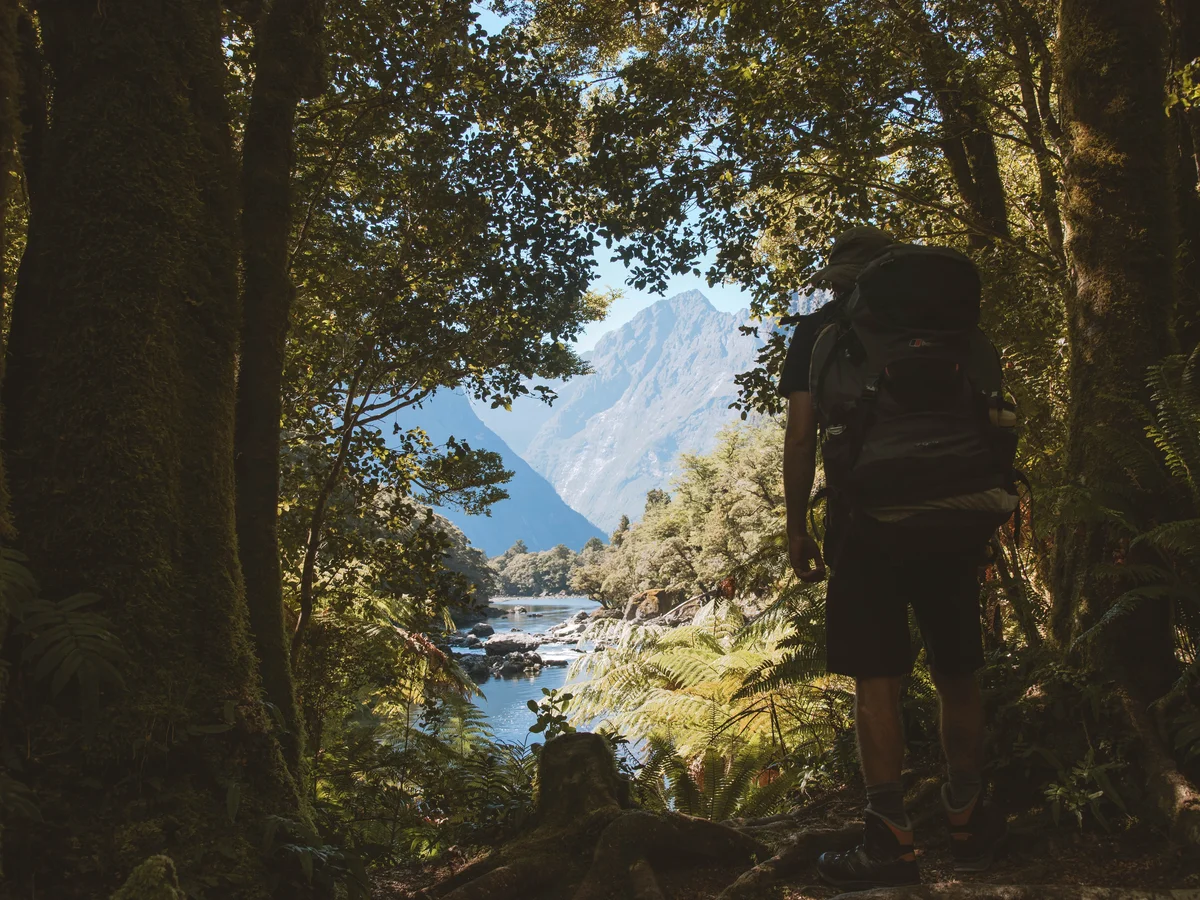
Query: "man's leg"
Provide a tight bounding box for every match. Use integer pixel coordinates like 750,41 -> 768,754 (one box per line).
855,675 -> 908,825
914,554 -> 1006,872
817,539 -> 919,889
931,669 -> 984,808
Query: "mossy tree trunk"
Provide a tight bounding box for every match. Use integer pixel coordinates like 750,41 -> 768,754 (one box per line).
0,0 -> 20,880
0,2 -> 304,894
1052,0 -> 1178,698
1168,0 -> 1200,353
235,0 -> 326,778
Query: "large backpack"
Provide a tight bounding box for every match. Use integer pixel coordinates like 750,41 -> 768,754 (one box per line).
808,244 -> 1019,554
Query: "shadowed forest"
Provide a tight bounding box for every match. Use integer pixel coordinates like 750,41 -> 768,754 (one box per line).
0,0 -> 1199,898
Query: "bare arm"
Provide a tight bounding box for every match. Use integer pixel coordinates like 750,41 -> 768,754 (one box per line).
783,391 -> 826,581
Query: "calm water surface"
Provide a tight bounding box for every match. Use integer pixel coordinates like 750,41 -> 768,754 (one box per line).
459,595 -> 598,744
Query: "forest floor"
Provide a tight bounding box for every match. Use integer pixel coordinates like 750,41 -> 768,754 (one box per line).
375,779 -> 1200,899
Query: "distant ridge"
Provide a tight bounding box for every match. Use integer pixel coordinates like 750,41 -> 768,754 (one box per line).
477,290 -> 762,530
389,391 -> 604,556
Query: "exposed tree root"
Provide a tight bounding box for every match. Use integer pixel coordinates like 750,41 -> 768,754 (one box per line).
830,887 -> 1200,900
715,825 -> 861,900
574,809 -> 768,900
439,858 -> 568,900
417,733 -> 767,900
629,858 -> 666,900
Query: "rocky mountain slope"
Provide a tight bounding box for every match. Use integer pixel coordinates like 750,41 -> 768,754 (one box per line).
390,390 -> 604,555
477,291 -> 762,531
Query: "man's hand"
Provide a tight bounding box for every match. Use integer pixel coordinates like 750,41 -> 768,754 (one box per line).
789,529 -> 826,583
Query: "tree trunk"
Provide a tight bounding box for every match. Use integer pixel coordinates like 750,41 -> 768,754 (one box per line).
885,0 -> 1011,246
0,2 -> 304,894
1000,0 -> 1065,263
1168,0 -> 1200,353
0,0 -> 20,879
235,0 -> 326,777
1053,0 -> 1178,698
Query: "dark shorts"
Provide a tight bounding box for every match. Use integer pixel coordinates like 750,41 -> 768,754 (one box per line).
824,532 -> 985,678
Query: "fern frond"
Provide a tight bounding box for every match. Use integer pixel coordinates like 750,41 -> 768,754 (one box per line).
16,592 -> 126,710
712,750 -> 767,821
1072,584 -> 1195,650
734,646 -> 826,700
1130,519 -> 1200,556
734,768 -> 800,821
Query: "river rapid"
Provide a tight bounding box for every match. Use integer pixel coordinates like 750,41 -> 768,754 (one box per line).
457,595 -> 599,744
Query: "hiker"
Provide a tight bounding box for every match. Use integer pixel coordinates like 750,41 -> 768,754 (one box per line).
780,226 -> 1015,890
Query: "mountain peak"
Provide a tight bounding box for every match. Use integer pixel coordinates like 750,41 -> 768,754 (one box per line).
664,289 -> 715,311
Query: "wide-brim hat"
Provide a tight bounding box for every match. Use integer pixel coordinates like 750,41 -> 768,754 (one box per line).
809,225 -> 896,289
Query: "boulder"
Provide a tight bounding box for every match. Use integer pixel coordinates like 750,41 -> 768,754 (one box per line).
625,588 -> 685,621
465,635 -> 483,649
483,632 -> 541,656
455,654 -> 492,682
547,617 -> 587,639
590,608 -> 622,620
497,651 -> 543,676
470,622 -> 495,637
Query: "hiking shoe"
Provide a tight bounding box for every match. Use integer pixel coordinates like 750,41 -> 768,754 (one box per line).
816,810 -> 920,891
942,783 -> 1008,872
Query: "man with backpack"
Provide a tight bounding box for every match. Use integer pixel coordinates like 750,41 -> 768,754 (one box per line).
780,226 -> 1014,890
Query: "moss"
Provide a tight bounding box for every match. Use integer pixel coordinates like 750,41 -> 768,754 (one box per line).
1055,0 -> 1179,693
0,2 -> 307,894
110,856 -> 184,900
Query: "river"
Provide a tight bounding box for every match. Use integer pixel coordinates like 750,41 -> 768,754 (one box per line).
457,595 -> 598,744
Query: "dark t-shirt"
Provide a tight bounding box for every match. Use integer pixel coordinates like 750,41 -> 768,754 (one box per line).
776,296 -> 845,397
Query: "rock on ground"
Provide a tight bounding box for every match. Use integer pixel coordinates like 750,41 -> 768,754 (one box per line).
624,588 -> 686,620
484,632 -> 541,656
497,652 -> 543,676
